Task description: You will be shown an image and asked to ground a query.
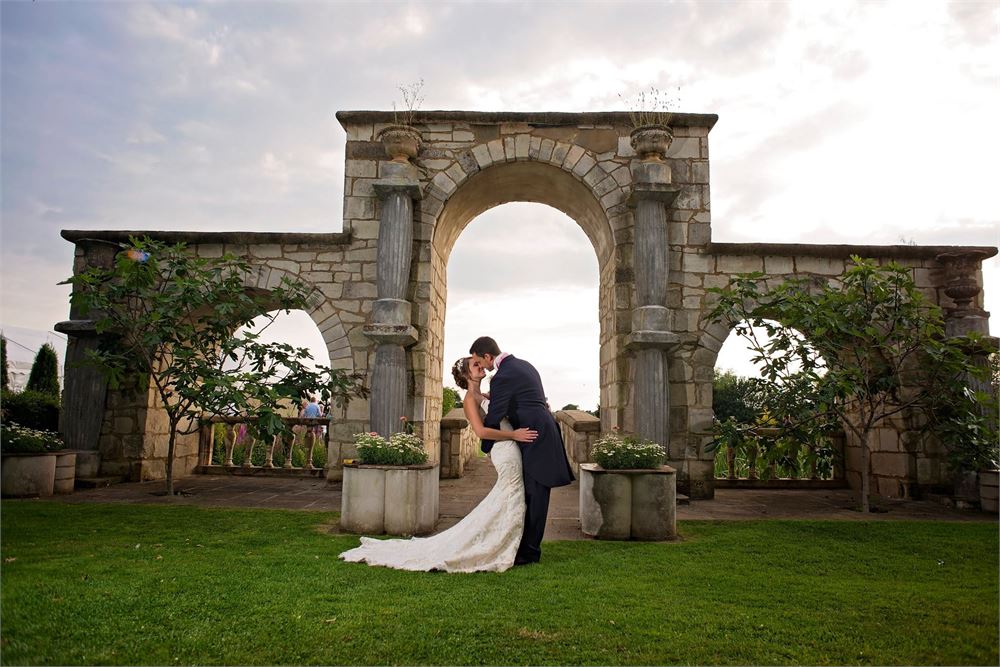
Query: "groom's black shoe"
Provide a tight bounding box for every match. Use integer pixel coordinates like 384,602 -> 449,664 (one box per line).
513,556 -> 539,566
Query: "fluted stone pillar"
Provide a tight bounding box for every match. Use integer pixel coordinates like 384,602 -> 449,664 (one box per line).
626,160 -> 681,450
364,161 -> 422,437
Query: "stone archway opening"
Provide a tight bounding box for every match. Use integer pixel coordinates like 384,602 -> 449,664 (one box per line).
712,319 -> 840,484
417,159 -> 622,456
441,202 -> 601,412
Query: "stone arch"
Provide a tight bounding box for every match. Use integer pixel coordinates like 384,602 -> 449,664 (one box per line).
244,264 -> 353,373
414,155 -> 626,440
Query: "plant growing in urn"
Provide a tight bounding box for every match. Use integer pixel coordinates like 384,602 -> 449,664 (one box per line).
580,429 -> 676,541
621,85 -> 682,161
378,79 -> 425,162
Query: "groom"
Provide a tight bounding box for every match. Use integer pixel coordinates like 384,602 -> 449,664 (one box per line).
470,336 -> 574,565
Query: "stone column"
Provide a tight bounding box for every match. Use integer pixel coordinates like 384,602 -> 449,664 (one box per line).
364,161 -> 422,437
626,159 -> 680,449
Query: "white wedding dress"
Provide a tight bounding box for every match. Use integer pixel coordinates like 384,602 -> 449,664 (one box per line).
338,401 -> 526,573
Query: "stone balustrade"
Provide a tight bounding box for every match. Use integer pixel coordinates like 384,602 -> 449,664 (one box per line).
555,409 -> 602,475
196,415 -> 330,477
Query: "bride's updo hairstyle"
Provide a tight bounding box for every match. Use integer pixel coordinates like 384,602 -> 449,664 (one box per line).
451,356 -> 471,390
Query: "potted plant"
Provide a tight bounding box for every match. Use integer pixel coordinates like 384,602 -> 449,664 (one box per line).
1,422 -> 74,497
579,429 -> 677,540
622,86 -> 681,161
340,422 -> 439,536
377,79 -> 425,163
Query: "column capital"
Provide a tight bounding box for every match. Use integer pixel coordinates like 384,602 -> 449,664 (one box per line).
54,319 -> 98,337
363,324 -> 419,347
627,183 -> 681,208
625,330 -> 680,351
372,161 -> 423,201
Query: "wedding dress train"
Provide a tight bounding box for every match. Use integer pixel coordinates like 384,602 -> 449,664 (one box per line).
338,408 -> 525,573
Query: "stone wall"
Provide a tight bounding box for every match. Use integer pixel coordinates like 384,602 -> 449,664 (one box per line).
59,111 -> 996,501
555,409 -> 602,476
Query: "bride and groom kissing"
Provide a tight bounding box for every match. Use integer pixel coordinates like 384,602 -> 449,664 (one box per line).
340,336 -> 575,572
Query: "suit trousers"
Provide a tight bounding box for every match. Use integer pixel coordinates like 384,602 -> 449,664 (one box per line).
516,474 -> 551,563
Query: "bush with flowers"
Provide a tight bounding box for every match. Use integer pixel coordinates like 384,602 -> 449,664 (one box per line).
590,429 -> 665,470
354,430 -> 428,466
0,422 -> 65,454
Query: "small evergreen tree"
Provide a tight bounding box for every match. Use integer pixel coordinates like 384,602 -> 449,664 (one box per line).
1,335 -> 9,392
26,343 -> 60,395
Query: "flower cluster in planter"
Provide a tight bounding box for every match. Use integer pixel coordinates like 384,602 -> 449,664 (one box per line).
0,422 -> 65,454
353,431 -> 428,466
591,430 -> 665,470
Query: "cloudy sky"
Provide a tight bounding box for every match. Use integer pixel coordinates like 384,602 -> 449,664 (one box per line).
1,1 -> 997,410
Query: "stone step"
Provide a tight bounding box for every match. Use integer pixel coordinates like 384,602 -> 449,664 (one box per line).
676,494 -> 690,505
75,476 -> 121,489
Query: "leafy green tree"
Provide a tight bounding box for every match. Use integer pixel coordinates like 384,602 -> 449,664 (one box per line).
0,335 -> 9,392
66,237 -> 368,495
712,369 -> 763,424
26,343 -> 60,396
710,257 -> 996,512
560,403 -> 580,411
442,386 -> 459,416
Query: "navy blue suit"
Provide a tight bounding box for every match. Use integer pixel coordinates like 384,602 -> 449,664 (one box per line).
482,355 -> 574,562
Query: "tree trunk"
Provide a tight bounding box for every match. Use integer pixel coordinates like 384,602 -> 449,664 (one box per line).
861,428 -> 872,513
166,426 -> 176,496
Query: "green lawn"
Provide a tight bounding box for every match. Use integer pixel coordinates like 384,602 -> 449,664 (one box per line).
1,502 -> 997,666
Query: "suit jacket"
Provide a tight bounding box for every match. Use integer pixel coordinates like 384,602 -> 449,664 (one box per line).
481,355 -> 575,488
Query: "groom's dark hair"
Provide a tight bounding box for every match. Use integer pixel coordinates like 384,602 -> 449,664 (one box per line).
469,336 -> 501,357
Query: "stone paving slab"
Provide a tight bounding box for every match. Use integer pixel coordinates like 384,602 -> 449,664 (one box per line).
49,458 -> 994,541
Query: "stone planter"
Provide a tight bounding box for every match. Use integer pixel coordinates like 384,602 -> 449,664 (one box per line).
579,463 -> 677,540
377,124 -> 422,162
629,125 -> 673,161
53,451 -> 78,494
980,469 -> 999,514
1,452 -> 57,497
340,463 -> 439,536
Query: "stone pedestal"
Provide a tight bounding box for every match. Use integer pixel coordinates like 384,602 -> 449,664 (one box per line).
579,463 -> 677,540
980,470 -> 999,514
1,453 -> 57,497
340,463 -> 439,535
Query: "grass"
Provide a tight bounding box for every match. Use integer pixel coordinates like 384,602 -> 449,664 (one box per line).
1,502 -> 997,666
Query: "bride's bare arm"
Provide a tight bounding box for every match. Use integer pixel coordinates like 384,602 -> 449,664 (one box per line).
463,392 -> 537,443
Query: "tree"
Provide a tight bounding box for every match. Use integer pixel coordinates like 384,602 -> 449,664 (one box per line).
712,369 -> 763,424
66,237 -> 368,495
709,257 -> 996,512
442,386 -> 459,416
560,403 -> 580,411
1,335 -> 9,392
26,343 -> 60,395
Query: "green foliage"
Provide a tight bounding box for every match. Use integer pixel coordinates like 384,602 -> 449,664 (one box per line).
560,403 -> 579,411
442,386 -> 459,416
63,236 -> 368,494
354,431 -> 428,466
0,422 -> 64,453
712,369 -> 763,424
1,335 -> 9,391
591,431 -> 665,469
0,390 -> 60,431
710,257 -> 998,509
3,503 -> 997,666
25,343 -> 60,395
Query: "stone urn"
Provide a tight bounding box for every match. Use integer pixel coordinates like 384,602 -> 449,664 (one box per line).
340,462 -> 439,535
980,469 -> 999,513
579,463 -> 677,540
1,452 -> 57,497
629,125 -> 673,161
377,124 -> 422,162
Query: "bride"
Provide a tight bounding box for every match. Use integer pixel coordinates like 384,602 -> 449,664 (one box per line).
338,355 -> 536,573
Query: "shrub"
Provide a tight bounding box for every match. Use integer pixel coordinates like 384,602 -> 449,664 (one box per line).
354,431 -> 428,466
591,431 -> 665,470
1,422 -> 64,453
26,343 -> 60,395
1,390 -> 60,431
1,336 -> 9,391
442,387 -> 459,416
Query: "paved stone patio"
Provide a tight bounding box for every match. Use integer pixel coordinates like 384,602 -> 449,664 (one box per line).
53,457 -> 994,539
